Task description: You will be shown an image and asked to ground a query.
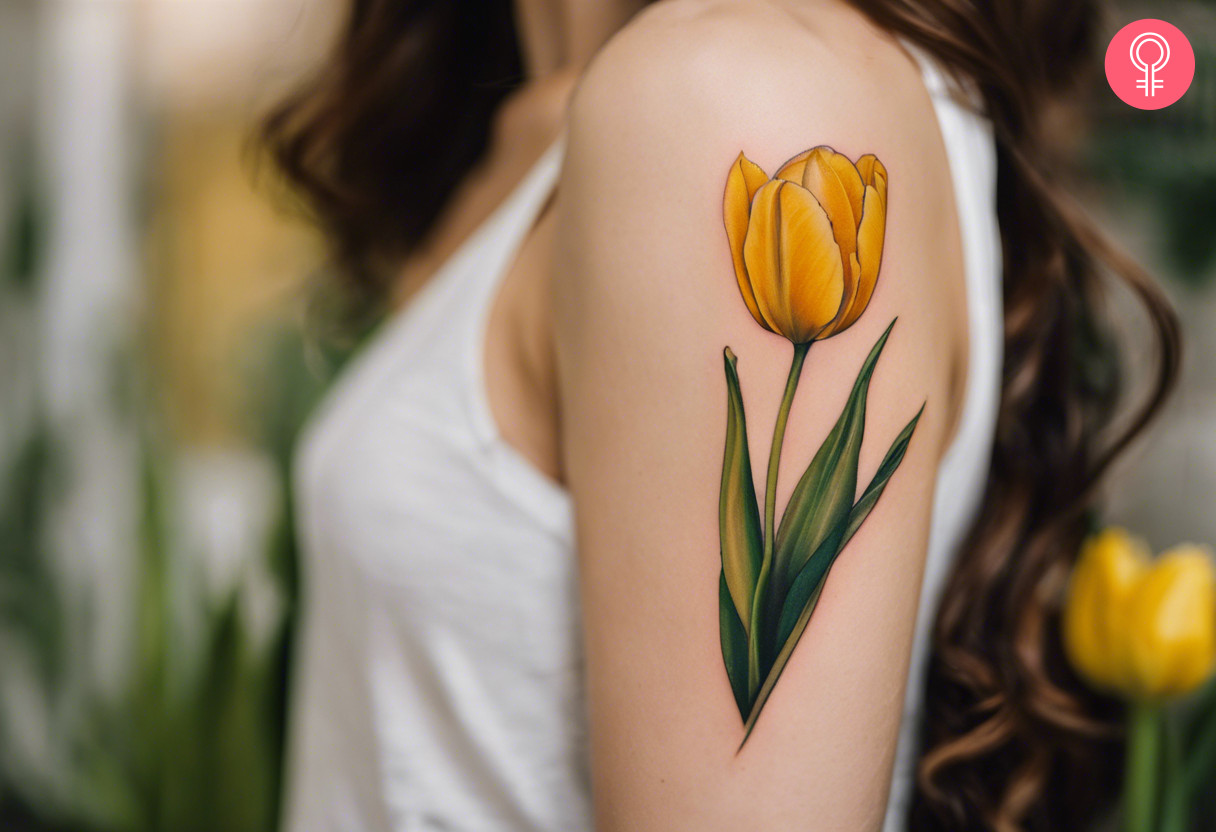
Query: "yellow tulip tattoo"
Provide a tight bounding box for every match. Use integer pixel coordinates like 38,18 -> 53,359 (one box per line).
725,146 -> 887,343
716,146 -> 922,746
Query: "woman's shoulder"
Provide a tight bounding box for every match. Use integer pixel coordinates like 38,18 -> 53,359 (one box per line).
554,0 -> 971,464
567,0 -> 938,152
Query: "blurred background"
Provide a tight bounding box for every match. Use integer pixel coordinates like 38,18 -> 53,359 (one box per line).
0,1 -> 1212,830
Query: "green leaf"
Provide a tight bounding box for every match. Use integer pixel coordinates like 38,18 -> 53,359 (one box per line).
741,574 -> 828,744
719,571 -> 751,719
773,403 -> 924,649
738,328 -> 921,747
719,347 -> 763,635
842,402 -> 924,543
769,320 -> 896,610
774,526 -> 846,651
1183,676 -> 1216,800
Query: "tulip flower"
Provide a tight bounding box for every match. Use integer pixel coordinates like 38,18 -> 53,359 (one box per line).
1063,527 -> 1151,696
721,148 -> 894,682
1064,529 -> 1216,702
724,146 -> 887,345
1063,528 -> 1216,832
1127,545 -> 1216,699
717,147 -> 919,747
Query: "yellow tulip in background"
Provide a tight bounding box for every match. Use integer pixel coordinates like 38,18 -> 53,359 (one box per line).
1065,529 -> 1216,701
1063,528 -> 1216,832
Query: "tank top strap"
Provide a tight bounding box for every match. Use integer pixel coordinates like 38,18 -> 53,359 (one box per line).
896,36 -> 1003,466
898,37 -> 986,114
465,133 -> 567,300
460,133 -> 566,448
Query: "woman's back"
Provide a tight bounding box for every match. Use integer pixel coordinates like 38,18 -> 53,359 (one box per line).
283,1 -> 1002,828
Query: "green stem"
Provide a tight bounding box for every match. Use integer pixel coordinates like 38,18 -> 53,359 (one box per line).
1160,708 -> 1188,832
1125,702 -> 1163,832
745,341 -> 810,698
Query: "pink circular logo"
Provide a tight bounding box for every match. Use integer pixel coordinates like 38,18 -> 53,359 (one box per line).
1105,19 -> 1195,110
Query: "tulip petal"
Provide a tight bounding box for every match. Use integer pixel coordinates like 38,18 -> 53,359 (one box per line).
778,148 -> 864,268
724,153 -> 771,331
856,153 -> 888,206
774,148 -> 812,184
822,252 -> 863,339
780,149 -> 866,332
1063,529 -> 1149,693
832,184 -> 886,333
1128,548 -> 1216,698
743,180 -> 845,343
801,147 -> 865,237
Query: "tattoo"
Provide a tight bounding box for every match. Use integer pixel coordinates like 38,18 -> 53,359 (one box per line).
718,146 -> 924,747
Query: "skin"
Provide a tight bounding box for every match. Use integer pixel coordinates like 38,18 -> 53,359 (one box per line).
393,0 -> 646,481
393,0 -> 971,828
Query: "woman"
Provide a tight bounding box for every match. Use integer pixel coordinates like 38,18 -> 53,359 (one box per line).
264,0 -> 1179,829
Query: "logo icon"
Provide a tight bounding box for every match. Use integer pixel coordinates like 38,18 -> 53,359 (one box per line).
1106,20 -> 1194,110
1130,32 -> 1169,97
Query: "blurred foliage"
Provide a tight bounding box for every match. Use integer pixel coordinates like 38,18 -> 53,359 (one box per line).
242,315 -> 361,602
0,435 -> 289,832
1087,25 -> 1216,285
0,135 -> 324,831
3,160 -> 39,293
1183,679 -> 1216,828
122,444 -> 282,832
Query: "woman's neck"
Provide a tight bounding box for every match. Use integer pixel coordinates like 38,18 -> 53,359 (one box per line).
513,0 -> 646,78
489,1 -> 642,154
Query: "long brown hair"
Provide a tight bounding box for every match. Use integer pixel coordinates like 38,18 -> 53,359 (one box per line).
262,1 -> 1181,828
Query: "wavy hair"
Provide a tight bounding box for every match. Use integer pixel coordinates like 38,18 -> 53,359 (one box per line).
261,1 -> 1181,828
847,1 -> 1180,828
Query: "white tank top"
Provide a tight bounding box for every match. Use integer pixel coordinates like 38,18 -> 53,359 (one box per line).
282,44 -> 1003,832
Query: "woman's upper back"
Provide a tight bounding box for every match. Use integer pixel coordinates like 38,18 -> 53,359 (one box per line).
284,1 -> 1001,829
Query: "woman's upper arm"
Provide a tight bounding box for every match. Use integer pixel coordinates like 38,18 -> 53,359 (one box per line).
553,7 -> 964,829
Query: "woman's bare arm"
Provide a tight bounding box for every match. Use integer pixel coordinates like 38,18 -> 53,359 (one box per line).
553,3 -> 967,828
